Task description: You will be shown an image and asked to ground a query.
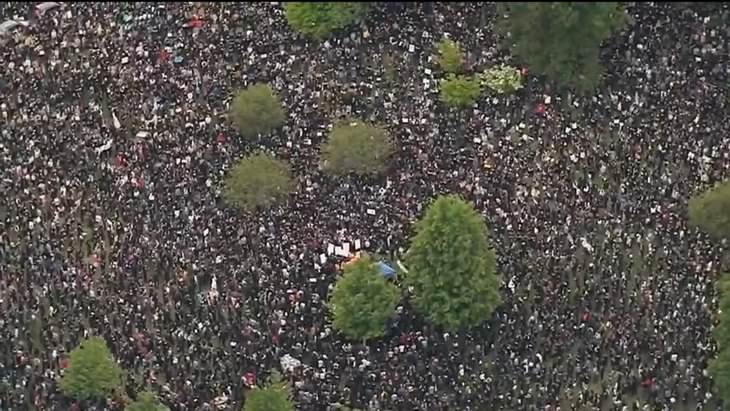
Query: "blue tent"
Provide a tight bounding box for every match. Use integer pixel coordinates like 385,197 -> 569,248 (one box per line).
376,261 -> 396,279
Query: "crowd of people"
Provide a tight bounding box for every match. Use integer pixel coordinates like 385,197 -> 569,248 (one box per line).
1,2 -> 729,410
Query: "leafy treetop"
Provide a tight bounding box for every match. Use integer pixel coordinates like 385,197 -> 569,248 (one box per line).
329,254 -> 401,341
321,120 -> 394,176
223,152 -> 294,212
439,74 -> 482,108
709,275 -> 730,408
58,336 -> 124,401
435,38 -> 464,74
404,195 -> 502,331
497,2 -> 627,94
243,369 -> 295,411
688,180 -> 730,239
284,2 -> 369,39
229,84 -> 286,139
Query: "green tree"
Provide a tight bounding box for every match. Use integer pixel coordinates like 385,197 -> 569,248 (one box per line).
329,254 -> 400,341
404,195 -> 501,331
243,369 -> 294,411
710,349 -> 730,410
439,74 -> 482,108
688,180 -> 730,239
229,84 -> 286,139
223,152 -> 294,211
480,64 -> 524,94
497,2 -> 628,94
321,120 -> 394,176
126,391 -> 170,411
435,38 -> 464,74
709,275 -> 730,408
714,277 -> 730,343
58,336 -> 124,401
284,2 -> 369,39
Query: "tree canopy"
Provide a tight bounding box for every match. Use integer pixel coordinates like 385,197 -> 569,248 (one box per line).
223,152 -> 294,212
688,180 -> 730,239
125,391 -> 170,411
439,74 -> 482,108
497,2 -> 628,94
480,64 -> 524,94
328,254 -> 401,341
229,84 -> 286,139
320,120 -> 394,176
709,275 -> 730,407
284,2 -> 369,39
404,195 -> 501,331
435,38 -> 464,74
58,336 -> 124,401
243,370 -> 294,411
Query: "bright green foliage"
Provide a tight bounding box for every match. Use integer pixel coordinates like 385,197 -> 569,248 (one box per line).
688,180 -> 730,239
229,84 -> 286,139
58,336 -> 123,401
435,38 -> 464,74
404,195 -> 501,331
497,2 -> 628,94
126,391 -> 170,411
439,74 -> 482,108
321,120 -> 394,176
329,254 -> 401,341
223,153 -> 294,212
480,64 -> 524,94
710,275 -> 730,408
243,370 -> 294,411
284,2 -> 369,39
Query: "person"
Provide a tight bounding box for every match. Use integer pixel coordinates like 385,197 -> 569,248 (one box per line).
0,1 -> 728,410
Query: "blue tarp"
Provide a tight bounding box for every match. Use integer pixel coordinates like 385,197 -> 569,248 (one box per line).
376,261 -> 396,279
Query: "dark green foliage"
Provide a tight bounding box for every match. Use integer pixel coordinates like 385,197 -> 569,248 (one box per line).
714,276 -> 730,348
243,370 -> 294,411
497,2 -> 628,94
439,74 -> 482,108
688,180 -> 730,239
58,336 -> 123,401
229,84 -> 286,139
329,254 -> 401,341
321,120 -> 394,176
284,2 -> 369,39
710,348 -> 730,409
223,153 -> 294,212
126,391 -> 170,411
710,275 -> 730,408
404,195 -> 502,331
435,38 -> 464,74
